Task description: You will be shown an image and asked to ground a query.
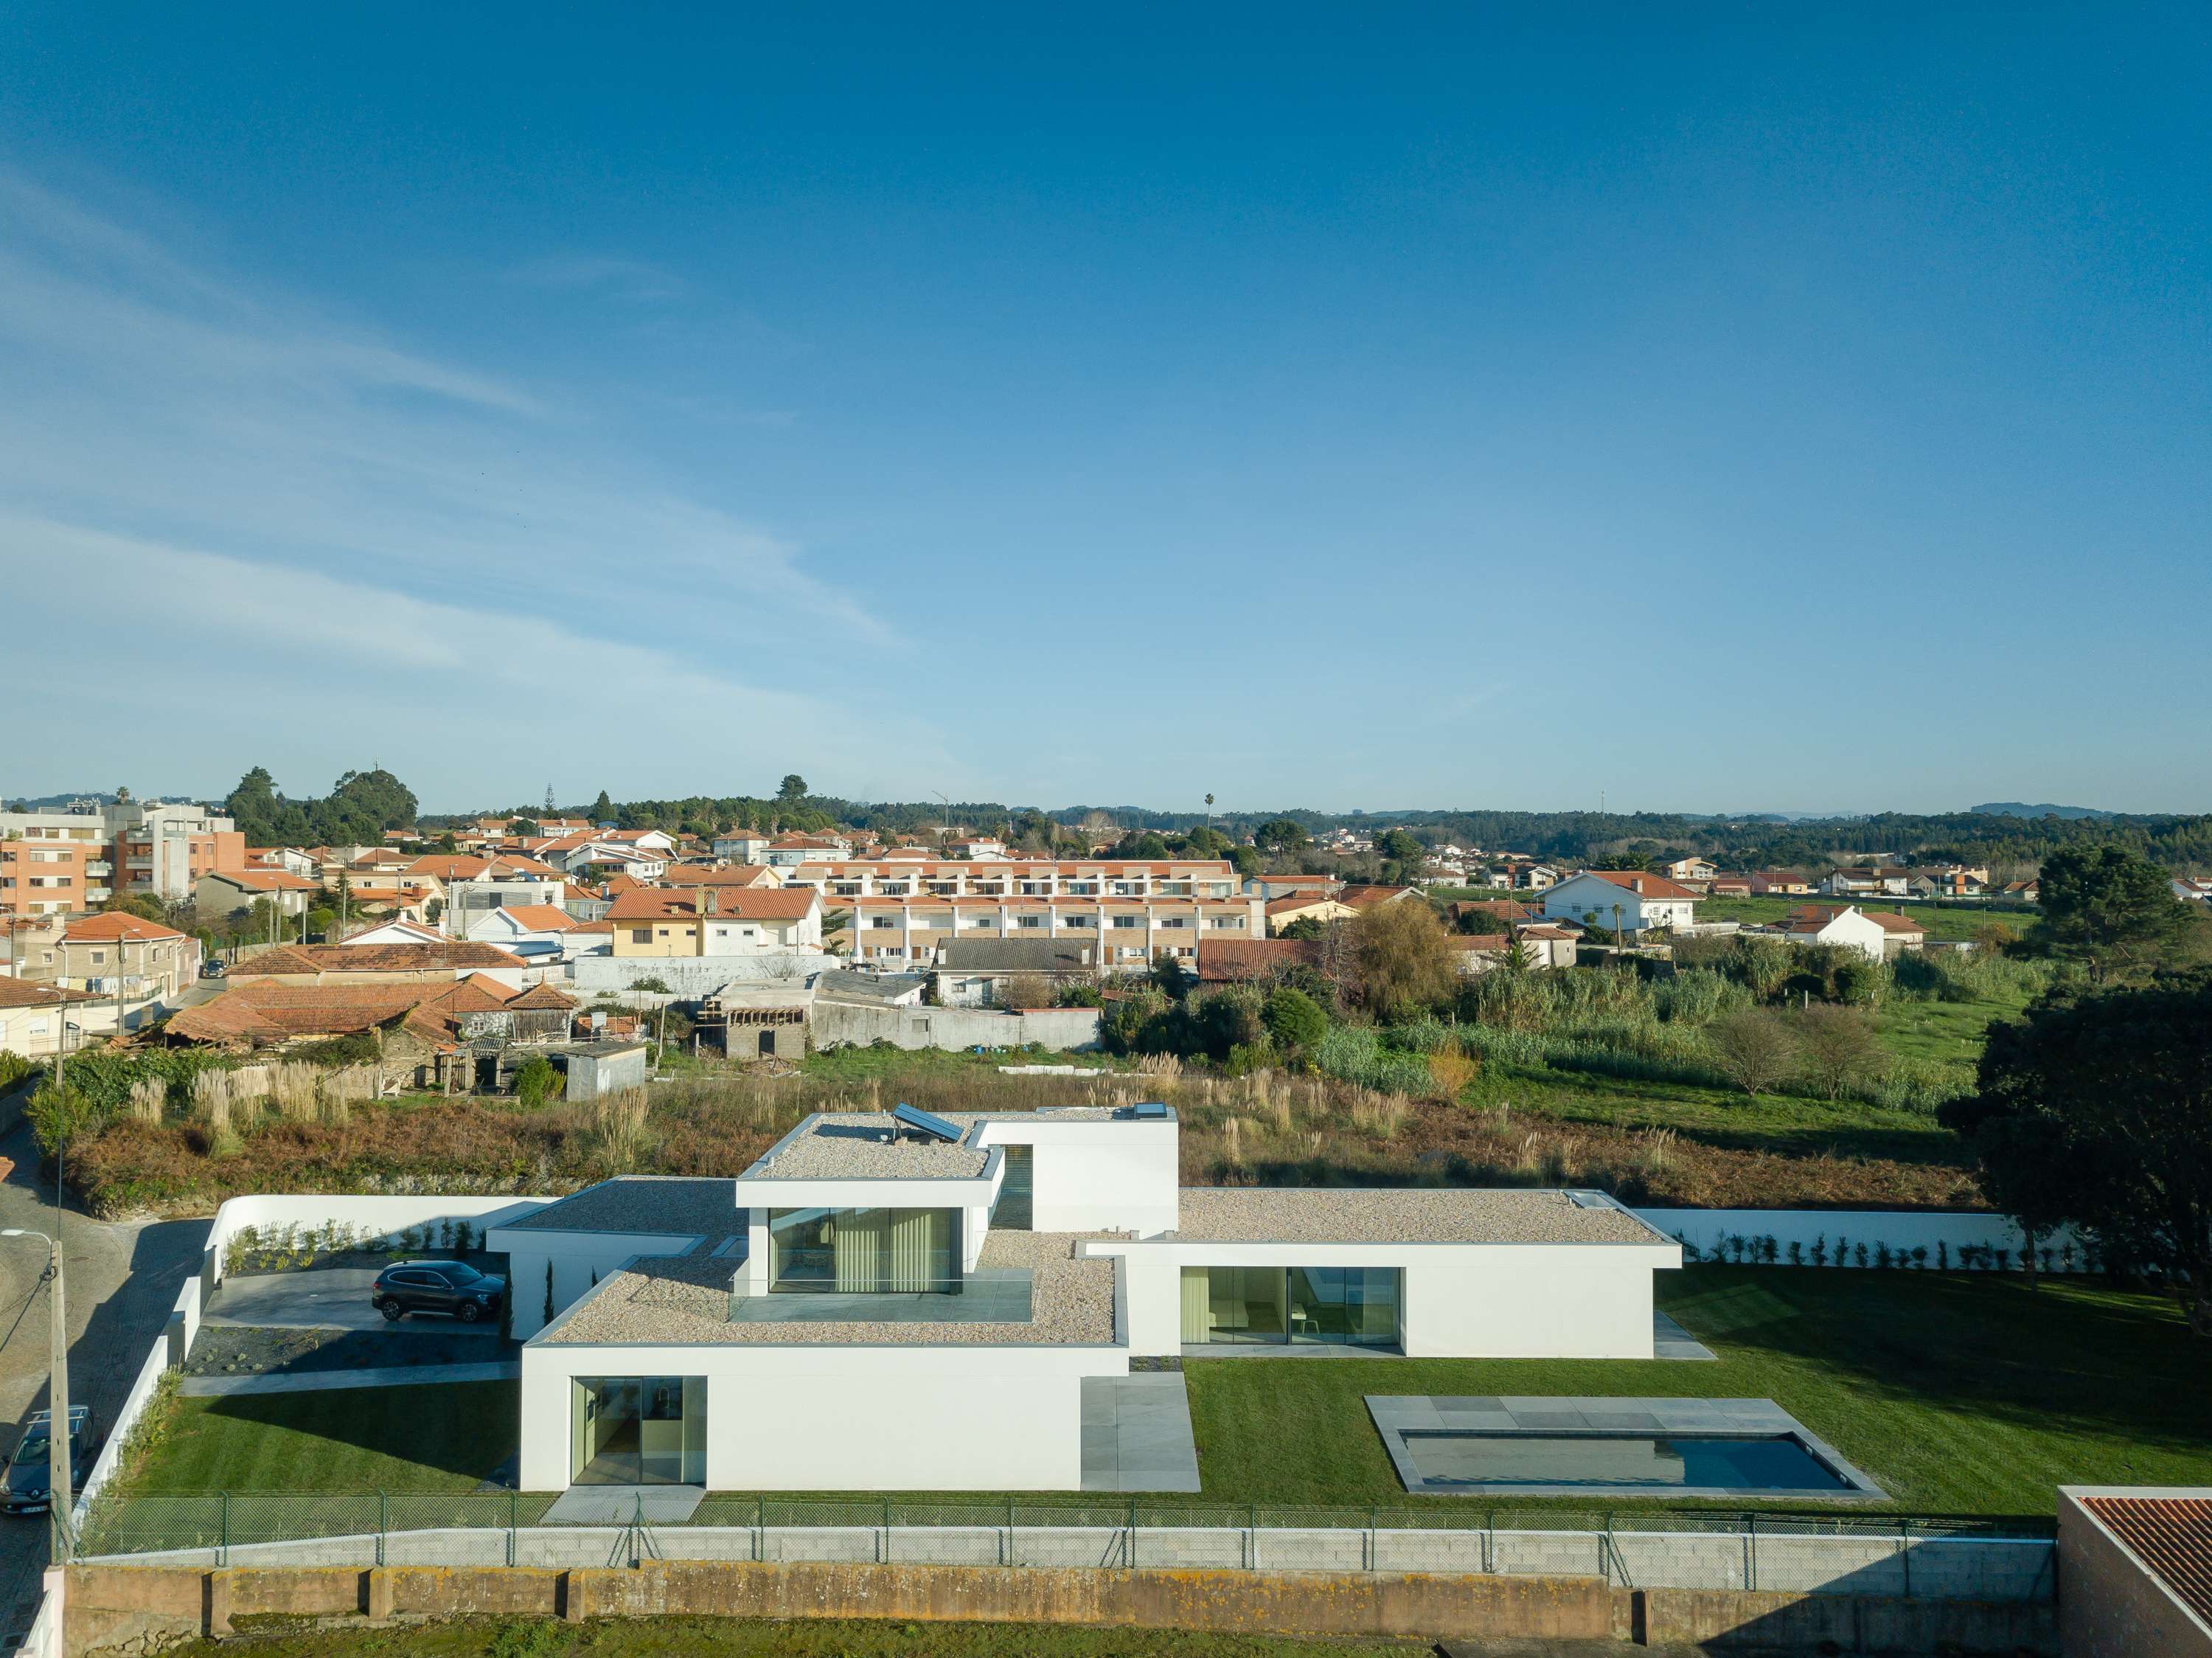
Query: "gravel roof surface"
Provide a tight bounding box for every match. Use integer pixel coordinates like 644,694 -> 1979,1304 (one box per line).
540,1229 -> 1120,1347
1169,1187 -> 1665,1245
501,1176 -> 738,1238
744,1107 -> 1144,1181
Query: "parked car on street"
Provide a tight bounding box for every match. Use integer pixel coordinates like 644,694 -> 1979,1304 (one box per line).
371,1260 -> 507,1323
1,1406 -> 96,1516
200,960 -> 226,979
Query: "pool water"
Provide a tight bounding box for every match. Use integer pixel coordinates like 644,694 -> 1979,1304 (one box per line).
1402,1431 -> 1851,1492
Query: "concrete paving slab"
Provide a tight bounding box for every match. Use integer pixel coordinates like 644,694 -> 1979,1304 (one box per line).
1078,1373 -> 1200,1493
544,1485 -> 703,1524
1653,1309 -> 1717,1361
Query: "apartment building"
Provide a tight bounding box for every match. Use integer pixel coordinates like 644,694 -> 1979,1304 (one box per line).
788,859 -> 1245,902
844,893 -> 1263,970
0,801 -> 243,912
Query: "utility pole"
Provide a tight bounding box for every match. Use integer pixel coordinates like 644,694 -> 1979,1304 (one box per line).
0,1229 -> 72,1561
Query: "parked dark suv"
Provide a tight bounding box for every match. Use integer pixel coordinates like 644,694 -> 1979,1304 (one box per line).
371,1260 -> 507,1323
1,1406 -> 95,1516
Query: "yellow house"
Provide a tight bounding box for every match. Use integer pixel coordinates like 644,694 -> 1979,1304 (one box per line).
606,886 -> 823,957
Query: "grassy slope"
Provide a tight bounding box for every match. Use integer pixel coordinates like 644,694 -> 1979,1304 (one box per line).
167,1622 -> 1430,1658
1185,1267 -> 2212,1516
1694,895 -> 2036,944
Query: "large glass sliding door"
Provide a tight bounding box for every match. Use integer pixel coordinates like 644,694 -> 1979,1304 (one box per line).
769,1207 -> 958,1292
1180,1266 -> 1399,1349
569,1376 -> 707,1485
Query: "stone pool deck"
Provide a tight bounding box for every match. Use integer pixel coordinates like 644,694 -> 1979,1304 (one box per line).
1366,1395 -> 1886,1502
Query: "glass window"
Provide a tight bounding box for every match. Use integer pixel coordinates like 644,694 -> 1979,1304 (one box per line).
990,1145 -> 1033,1231
769,1207 -> 957,1292
1180,1266 -> 1399,1347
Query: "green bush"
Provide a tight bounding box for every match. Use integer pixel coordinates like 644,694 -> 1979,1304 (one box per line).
513,1055 -> 558,1109
1312,1026 -> 1435,1095
1259,986 -> 1326,1053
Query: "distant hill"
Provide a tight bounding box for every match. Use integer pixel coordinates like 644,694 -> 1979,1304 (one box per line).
1971,802 -> 2116,822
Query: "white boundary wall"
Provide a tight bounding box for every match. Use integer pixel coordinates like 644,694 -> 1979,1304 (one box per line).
1634,1209 -> 2083,1266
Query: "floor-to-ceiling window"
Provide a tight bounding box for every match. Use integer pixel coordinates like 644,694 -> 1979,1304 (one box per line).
1180,1266 -> 1399,1348
569,1376 -> 707,1485
769,1208 -> 959,1292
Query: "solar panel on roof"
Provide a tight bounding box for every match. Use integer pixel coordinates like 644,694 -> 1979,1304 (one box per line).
891,1102 -> 963,1143
1132,1101 -> 1169,1120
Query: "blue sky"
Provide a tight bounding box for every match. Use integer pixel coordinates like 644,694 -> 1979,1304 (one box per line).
4,5 -> 2206,814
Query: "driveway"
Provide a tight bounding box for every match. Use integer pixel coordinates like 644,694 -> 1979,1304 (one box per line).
204,1269 -> 504,1335
0,1104 -> 210,1647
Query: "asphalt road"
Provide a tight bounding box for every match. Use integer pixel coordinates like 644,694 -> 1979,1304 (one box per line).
0,1097 -> 209,1647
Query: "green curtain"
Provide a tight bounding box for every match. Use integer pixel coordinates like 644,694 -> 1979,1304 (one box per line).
888,1209 -> 948,1291
1180,1268 -> 1211,1344
832,1210 -> 884,1291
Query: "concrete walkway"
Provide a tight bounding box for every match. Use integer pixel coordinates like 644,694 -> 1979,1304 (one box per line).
178,1359 -> 519,1398
1079,1372 -> 1201,1493
1654,1309 -> 1717,1361
544,1484 -> 704,1524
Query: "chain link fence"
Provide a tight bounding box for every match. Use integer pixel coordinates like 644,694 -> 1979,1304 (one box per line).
77,1494 -> 2055,1600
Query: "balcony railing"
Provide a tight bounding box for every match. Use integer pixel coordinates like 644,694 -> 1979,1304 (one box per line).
728,1267 -> 1033,1325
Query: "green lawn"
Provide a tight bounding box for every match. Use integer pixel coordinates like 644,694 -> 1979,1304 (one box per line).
116,1274 -> 2212,1523
1185,1267 -> 2212,1517
122,1381 -> 515,1494
1876,993 -> 2029,1069
174,1620 -> 1431,1658
1696,895 -> 2036,944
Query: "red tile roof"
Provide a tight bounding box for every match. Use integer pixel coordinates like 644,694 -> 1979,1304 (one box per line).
1782,904 -> 1926,935
2081,1494 -> 2212,1628
606,887 -> 819,922
232,942 -> 527,975
485,904 -> 577,932
1580,871 -> 1702,902
63,913 -> 188,943
1194,939 -> 1323,982
0,977 -> 97,1009
1338,884 -> 1418,908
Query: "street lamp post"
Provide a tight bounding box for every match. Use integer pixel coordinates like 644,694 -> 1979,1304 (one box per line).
0,1229 -> 71,1561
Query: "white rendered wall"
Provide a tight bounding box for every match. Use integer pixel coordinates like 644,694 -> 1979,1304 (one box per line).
1096,1240 -> 1676,1360
977,1117 -> 1178,1234
518,1341 -> 1121,1491
206,1193 -> 555,1289
492,1229 -> 716,1339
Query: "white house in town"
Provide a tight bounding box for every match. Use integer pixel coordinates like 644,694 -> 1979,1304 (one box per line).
462,903 -> 589,963
1540,870 -> 1698,936
493,1104 -> 1678,1494
1775,904 -> 1926,961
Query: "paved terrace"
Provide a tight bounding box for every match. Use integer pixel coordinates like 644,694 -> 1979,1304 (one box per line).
540,1228 -> 1120,1347
1168,1186 -> 1668,1245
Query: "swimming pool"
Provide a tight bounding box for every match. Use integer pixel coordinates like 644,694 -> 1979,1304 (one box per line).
1400,1429 -> 1851,1492
1365,1395 -> 1888,1501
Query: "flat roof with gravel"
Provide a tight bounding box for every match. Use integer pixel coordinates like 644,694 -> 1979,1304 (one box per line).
740,1106 -> 1159,1182
538,1228 -> 1120,1347
1166,1187 -> 1667,1246
499,1176 -> 738,1240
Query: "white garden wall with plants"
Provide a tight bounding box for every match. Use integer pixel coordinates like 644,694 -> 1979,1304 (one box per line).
1635,1207 -> 2090,1271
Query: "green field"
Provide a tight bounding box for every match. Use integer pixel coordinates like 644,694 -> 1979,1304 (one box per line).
1184,1267 -> 2212,1517
166,1620 -> 1432,1658
114,1272 -> 2212,1522
1694,895 -> 2036,945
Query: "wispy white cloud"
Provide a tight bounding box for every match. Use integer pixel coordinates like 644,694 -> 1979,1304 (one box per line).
507,254 -> 687,305
0,170 -> 911,805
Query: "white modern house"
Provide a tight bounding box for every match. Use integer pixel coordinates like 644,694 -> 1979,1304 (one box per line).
1540,870 -> 1699,936
462,903 -> 588,963
493,1104 -> 1679,1494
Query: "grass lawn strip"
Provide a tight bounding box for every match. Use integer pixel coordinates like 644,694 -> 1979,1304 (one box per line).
175,1620 -> 1436,1658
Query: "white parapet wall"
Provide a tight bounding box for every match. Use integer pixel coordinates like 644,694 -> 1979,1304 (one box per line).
517,1340 -> 1124,1492
975,1114 -> 1178,1234
206,1192 -> 558,1289
1633,1207 -> 2082,1267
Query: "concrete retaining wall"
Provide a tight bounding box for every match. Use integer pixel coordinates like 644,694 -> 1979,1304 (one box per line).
62,1561 -> 2060,1654
811,999 -> 1101,1052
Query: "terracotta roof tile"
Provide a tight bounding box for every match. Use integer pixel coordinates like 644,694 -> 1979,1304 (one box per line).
2081,1494 -> 2212,1627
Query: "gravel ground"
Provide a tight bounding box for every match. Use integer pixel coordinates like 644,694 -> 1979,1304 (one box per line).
183,1326 -> 521,1377
1170,1186 -> 1665,1245
544,1230 -> 1119,1347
